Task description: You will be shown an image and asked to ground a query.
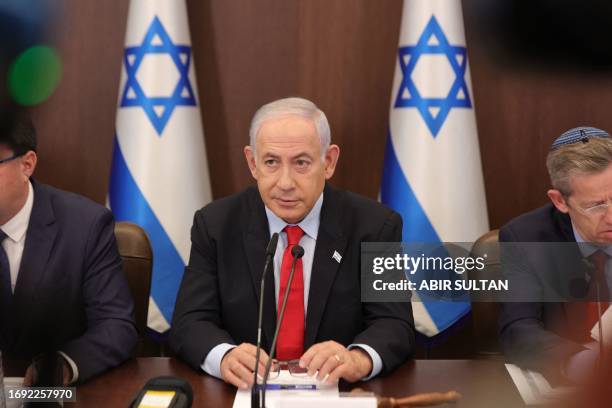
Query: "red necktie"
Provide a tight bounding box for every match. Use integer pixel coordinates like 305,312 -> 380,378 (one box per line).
585,250 -> 610,331
276,225 -> 305,361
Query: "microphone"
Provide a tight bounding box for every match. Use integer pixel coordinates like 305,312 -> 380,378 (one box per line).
251,233 -> 279,408
129,376 -> 193,408
260,245 -> 304,408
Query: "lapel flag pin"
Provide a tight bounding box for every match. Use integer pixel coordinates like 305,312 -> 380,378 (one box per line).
332,251 -> 342,264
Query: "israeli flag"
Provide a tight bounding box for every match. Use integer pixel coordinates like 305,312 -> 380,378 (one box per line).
381,0 -> 489,337
109,0 -> 212,333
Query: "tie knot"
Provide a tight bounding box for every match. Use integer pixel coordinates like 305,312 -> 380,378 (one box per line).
284,225 -> 304,246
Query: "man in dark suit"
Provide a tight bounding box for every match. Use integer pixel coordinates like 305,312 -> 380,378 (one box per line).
170,97 -> 414,389
0,113 -> 137,384
499,126 -> 612,380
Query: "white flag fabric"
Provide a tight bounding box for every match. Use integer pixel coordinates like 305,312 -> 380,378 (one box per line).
381,0 -> 489,337
109,0 -> 212,333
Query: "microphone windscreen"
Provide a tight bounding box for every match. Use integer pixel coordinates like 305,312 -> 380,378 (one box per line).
291,245 -> 305,259
130,376 -> 193,408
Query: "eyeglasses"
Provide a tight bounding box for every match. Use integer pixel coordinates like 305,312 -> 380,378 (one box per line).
568,197 -> 612,217
0,154 -> 21,165
265,359 -> 309,379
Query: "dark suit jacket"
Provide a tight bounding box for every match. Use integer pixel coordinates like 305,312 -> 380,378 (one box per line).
169,184 -> 415,376
499,203 -> 591,372
0,180 -> 137,383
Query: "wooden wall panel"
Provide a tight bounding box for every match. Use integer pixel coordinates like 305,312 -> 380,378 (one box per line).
27,0 -> 612,233
296,0 -> 402,199
464,0 -> 612,227
32,0 -> 129,204
187,0 -> 300,198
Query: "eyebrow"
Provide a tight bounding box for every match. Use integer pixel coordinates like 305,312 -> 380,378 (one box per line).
580,198 -> 607,207
261,152 -> 314,160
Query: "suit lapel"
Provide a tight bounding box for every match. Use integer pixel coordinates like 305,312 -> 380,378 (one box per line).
553,206 -> 595,337
242,188 -> 276,349
305,185 -> 348,348
552,206 -> 576,242
10,181 -> 57,346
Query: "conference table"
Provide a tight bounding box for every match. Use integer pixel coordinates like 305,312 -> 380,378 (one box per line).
41,358 -> 525,407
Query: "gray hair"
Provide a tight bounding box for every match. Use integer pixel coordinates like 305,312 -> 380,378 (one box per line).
546,137 -> 612,195
249,97 -> 331,155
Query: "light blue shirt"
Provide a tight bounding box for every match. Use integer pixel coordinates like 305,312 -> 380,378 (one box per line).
202,193 -> 382,380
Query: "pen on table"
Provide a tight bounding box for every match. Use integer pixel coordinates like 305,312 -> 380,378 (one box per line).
265,384 -> 317,390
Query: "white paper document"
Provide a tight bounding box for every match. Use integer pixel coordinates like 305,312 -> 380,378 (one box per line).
232,370 -> 339,408
3,377 -> 25,408
590,305 -> 612,345
505,364 -> 574,405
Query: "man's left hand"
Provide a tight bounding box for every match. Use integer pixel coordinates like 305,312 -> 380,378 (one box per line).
23,358 -> 72,386
299,340 -> 373,383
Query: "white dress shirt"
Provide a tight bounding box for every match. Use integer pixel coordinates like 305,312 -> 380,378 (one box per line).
1,181 -> 34,293
202,193 -> 382,381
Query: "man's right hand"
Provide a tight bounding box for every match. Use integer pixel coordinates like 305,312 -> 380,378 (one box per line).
220,343 -> 269,389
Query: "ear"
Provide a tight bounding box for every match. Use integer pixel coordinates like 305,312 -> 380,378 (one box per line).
323,144 -> 340,179
244,146 -> 258,180
21,151 -> 37,178
547,189 -> 569,213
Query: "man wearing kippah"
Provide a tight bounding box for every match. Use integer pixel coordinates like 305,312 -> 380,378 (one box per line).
499,126 -> 612,381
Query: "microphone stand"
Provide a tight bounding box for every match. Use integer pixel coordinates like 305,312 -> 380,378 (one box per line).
596,280 -> 604,367
251,233 -> 279,408
260,245 -> 304,408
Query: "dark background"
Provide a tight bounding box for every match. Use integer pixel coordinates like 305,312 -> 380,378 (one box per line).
27,0 -> 612,231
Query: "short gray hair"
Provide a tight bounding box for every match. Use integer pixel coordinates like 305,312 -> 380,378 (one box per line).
249,97 -> 331,155
546,137 -> 612,195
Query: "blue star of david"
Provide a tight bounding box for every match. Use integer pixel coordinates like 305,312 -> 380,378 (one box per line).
120,16 -> 196,135
394,16 -> 472,137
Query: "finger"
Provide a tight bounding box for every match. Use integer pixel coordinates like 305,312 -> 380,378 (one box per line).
239,343 -> 258,355
252,346 -> 270,377
238,343 -> 270,376
316,354 -> 343,381
234,358 -> 259,386
258,348 -> 270,365
229,357 -> 259,388
299,343 -> 322,368
221,348 -> 254,389
223,365 -> 249,389
235,348 -> 267,377
326,363 -> 349,384
307,347 -> 336,377
23,366 -> 33,386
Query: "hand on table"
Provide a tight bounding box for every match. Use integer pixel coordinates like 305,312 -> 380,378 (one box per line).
220,343 -> 269,389
23,357 -> 72,386
299,340 -> 373,384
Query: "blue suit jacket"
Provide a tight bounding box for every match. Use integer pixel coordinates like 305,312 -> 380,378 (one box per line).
499,203 -> 590,373
1,180 -> 137,383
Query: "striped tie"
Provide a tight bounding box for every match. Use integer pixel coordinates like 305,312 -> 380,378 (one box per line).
585,250 -> 610,331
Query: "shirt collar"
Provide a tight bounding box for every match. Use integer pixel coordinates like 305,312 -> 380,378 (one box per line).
1,180 -> 34,243
572,222 -> 612,258
265,193 -> 323,240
